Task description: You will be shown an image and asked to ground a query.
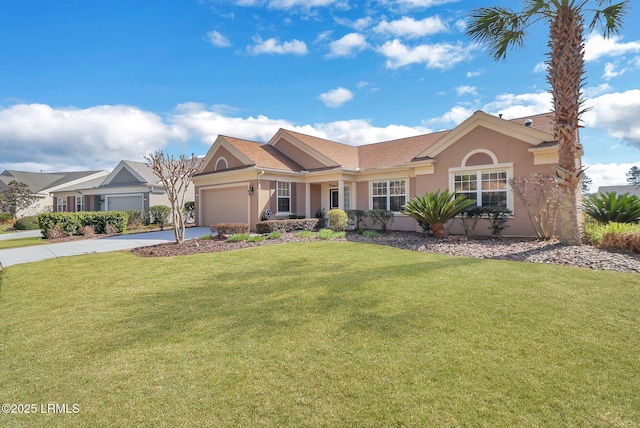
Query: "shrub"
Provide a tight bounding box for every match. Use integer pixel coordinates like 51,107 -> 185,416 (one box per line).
485,207 -> 512,239
328,209 -> 348,232
509,173 -> 560,239
402,190 -> 475,239
149,205 -> 171,230
46,225 -> 67,239
296,230 -> 315,238
104,224 -> 119,235
361,230 -> 379,238
14,216 -> 40,230
317,228 -> 334,239
345,209 -> 366,229
227,233 -> 250,242
0,212 -> 13,223
211,223 -> 250,235
200,234 -> 213,240
583,192 -> 640,224
126,210 -> 148,228
459,206 -> 487,238
256,218 -> 323,234
79,225 -> 96,237
267,231 -> 282,240
38,212 -> 128,237
583,220 -> 640,253
248,234 -> 265,243
366,209 -> 394,231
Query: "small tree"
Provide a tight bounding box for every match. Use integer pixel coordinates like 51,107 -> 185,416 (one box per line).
0,180 -> 37,219
627,166 -> 640,185
328,209 -> 348,232
509,173 -> 561,240
149,205 -> 171,230
145,151 -> 200,244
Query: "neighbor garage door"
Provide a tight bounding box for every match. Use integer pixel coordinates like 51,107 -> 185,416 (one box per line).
200,187 -> 249,227
106,195 -> 144,211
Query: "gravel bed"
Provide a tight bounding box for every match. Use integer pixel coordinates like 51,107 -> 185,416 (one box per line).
131,231 -> 640,274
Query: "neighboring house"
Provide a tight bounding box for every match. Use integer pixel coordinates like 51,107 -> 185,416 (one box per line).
597,185 -> 640,198
51,160 -> 195,213
0,169 -> 109,217
192,110 -> 572,237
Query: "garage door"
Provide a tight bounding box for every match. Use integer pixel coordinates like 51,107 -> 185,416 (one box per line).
106,195 -> 144,211
201,187 -> 248,227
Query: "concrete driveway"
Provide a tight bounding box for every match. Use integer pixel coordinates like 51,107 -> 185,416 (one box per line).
0,227 -> 211,269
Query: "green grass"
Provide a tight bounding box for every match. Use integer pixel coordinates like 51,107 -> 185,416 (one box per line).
1,243 -> 639,427
0,236 -> 45,249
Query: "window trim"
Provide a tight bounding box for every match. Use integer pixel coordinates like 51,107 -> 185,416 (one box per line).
76,196 -> 84,212
369,178 -> 408,213
276,181 -> 291,214
57,197 -> 67,212
449,163 -> 514,211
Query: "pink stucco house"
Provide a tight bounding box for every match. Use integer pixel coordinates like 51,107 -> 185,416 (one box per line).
193,110 -> 573,237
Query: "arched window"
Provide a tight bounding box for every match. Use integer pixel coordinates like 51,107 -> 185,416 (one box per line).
215,157 -> 228,171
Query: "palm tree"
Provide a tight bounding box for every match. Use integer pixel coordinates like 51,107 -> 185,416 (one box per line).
467,0 -> 629,245
402,190 -> 475,239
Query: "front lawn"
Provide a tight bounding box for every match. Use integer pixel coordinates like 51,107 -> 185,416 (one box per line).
1,242 -> 639,427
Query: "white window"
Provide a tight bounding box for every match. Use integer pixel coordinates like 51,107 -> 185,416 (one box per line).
57,197 -> 67,212
343,186 -> 350,210
454,170 -> 508,209
76,196 -> 84,212
215,157 -> 228,171
371,179 -> 407,212
277,182 -> 291,213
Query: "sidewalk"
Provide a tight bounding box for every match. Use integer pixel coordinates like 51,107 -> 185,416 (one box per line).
0,227 -> 211,269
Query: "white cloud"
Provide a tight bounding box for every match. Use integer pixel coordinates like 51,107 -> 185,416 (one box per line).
583,162 -> 640,190
266,0 -> 337,9
426,106 -> 475,127
318,87 -> 354,108
0,104 -> 188,171
391,0 -> 460,9
481,92 -> 553,119
205,30 -> 231,47
602,62 -> 627,80
583,83 -> 613,98
583,89 -> 640,149
373,16 -> 448,38
533,61 -> 547,73
466,69 -> 484,78
584,34 -> 640,62
356,81 -> 369,88
377,39 -> 472,70
314,120 -> 431,145
326,33 -> 367,58
247,35 -> 308,55
455,85 -> 477,96
334,16 -> 373,31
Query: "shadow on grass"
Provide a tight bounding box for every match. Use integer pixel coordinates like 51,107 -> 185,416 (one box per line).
95,246 -> 482,353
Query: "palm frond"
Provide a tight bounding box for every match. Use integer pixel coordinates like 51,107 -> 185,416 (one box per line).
589,1 -> 629,37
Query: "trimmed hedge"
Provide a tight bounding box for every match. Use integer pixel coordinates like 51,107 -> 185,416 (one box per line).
14,216 -> 40,230
38,212 -> 129,238
256,218 -> 324,234
211,223 -> 250,235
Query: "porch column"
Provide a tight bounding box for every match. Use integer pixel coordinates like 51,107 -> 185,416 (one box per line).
305,183 -> 311,218
352,181 -> 357,210
338,180 -> 344,210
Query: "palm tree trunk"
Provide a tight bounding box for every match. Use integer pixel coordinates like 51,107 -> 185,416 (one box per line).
431,222 -> 447,239
548,3 -> 584,245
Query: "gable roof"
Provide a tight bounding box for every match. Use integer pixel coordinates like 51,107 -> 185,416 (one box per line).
358,130 -> 449,169
100,160 -> 161,187
0,170 -> 108,194
272,129 -> 360,170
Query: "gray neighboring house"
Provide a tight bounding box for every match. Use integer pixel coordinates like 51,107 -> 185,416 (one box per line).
597,185 -> 640,198
0,169 -> 109,217
51,160 -> 195,213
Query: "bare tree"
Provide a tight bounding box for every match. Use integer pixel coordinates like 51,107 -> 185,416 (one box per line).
509,173 -> 561,240
145,151 -> 200,244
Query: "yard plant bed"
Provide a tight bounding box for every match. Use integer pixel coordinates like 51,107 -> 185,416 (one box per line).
132,231 -> 640,273
1,244 -> 639,427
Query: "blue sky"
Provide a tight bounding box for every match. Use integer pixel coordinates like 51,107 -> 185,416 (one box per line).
1,0 -> 639,191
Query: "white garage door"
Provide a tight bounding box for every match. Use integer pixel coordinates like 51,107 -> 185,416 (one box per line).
107,195 -> 144,211
201,187 -> 248,227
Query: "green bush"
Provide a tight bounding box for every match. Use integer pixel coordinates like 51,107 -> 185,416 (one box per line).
328,209 -> 349,232
267,231 -> 282,240
361,230 -> 379,238
366,209 -> 395,231
583,192 -> 640,224
211,223 -> 250,235
227,233 -> 250,242
402,190 -> 475,239
248,235 -> 265,243
256,218 -> 323,234
39,212 -> 128,237
0,212 -> 13,223
296,230 -> 315,238
14,216 -> 40,230
149,205 -> 171,230
317,229 -> 345,240
126,210 -> 148,227
345,209 -> 366,229
583,220 -> 640,246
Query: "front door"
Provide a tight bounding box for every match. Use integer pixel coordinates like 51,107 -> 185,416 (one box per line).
330,189 -> 339,210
